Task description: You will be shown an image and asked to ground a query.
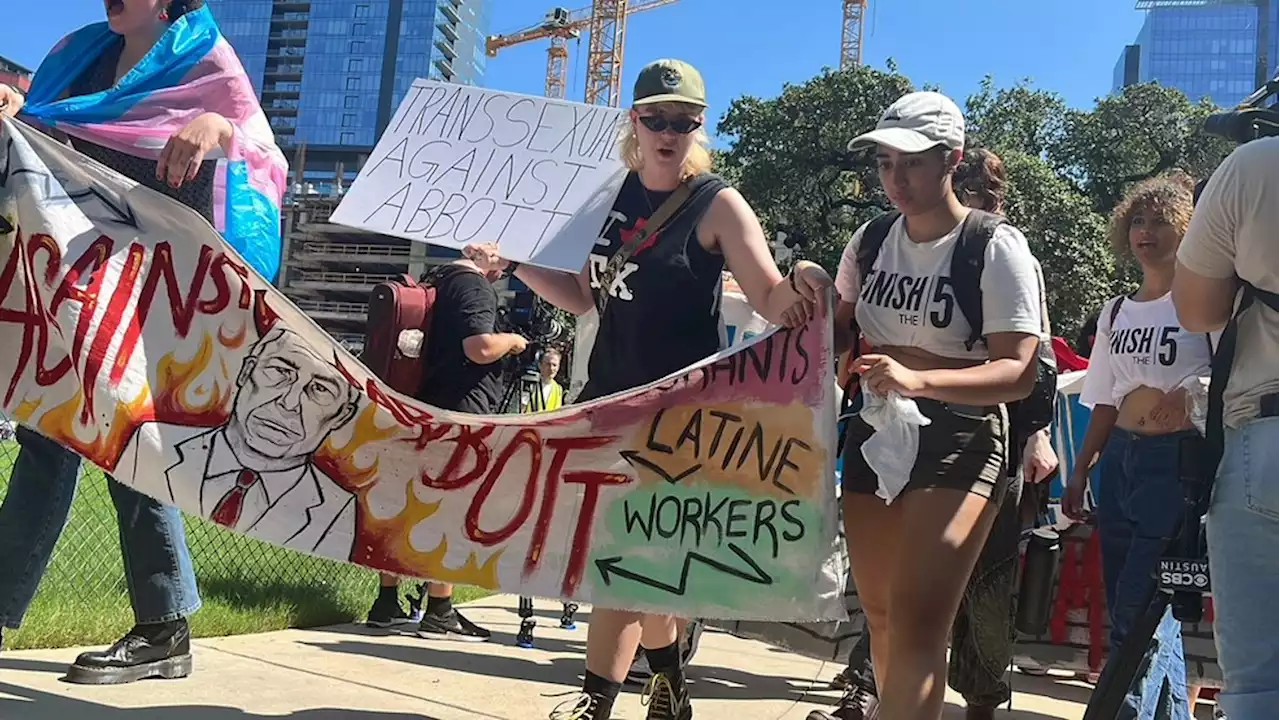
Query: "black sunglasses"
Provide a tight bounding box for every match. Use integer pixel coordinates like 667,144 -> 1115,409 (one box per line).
637,114 -> 703,135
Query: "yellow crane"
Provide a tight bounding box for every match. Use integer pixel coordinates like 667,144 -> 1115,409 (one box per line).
841,0 -> 868,69
485,0 -> 680,106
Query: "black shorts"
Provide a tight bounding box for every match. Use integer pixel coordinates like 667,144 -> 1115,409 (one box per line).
841,397 -> 1009,503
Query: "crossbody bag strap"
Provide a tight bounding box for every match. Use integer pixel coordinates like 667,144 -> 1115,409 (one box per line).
594,182 -> 693,316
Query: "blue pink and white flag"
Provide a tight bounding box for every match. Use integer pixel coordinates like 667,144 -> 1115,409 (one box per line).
18,6 -> 287,281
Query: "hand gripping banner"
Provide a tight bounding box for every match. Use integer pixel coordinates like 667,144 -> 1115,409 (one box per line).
0,118 -> 846,622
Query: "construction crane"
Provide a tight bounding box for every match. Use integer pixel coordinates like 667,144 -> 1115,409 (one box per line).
841,0 -> 868,70
485,0 -> 679,106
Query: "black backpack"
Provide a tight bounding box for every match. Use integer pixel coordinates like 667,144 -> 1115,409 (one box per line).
1203,282 -> 1279,476
853,210 -> 1059,447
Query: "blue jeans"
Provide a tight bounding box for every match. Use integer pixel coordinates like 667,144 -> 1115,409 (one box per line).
0,426 -> 201,629
1096,428 -> 1192,720
1207,416 -> 1278,719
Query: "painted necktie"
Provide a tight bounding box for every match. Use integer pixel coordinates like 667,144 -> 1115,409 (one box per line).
211,469 -> 261,528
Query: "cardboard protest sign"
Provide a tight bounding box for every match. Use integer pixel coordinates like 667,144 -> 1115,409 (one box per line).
0,119 -> 846,621
331,81 -> 628,274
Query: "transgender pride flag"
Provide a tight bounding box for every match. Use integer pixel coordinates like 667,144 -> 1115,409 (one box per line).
19,6 -> 288,282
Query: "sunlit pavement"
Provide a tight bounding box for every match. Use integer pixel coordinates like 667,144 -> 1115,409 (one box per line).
0,594 -> 1125,719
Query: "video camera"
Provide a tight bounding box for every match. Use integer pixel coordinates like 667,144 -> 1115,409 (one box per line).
1203,76 -> 1278,143
498,289 -> 565,372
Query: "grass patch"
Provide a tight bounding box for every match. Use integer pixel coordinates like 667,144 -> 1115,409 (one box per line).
0,439 -> 487,650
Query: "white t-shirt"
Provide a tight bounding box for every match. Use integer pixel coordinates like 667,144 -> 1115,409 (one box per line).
834,215 -> 1044,360
1078,293 -> 1215,409
1176,136 -> 1279,428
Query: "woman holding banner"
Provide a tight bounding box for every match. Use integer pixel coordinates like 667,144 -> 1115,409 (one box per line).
1063,174 -> 1206,720
465,58 -> 832,720
0,0 -> 285,684
829,92 -> 1044,720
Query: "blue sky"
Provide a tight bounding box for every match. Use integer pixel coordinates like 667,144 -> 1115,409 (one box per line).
4,0 -> 1146,137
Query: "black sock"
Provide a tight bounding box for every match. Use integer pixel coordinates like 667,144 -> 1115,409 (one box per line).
583,670 -> 621,711
376,584 -> 398,603
425,594 -> 453,616
645,641 -> 683,677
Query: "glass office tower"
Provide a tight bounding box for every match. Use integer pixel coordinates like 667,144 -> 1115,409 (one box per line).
210,0 -> 489,158
1115,0 -> 1278,107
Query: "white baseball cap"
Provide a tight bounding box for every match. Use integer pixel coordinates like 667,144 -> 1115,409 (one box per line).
848,91 -> 965,153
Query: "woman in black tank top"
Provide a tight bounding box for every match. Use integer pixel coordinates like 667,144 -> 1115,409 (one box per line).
466,59 -> 833,720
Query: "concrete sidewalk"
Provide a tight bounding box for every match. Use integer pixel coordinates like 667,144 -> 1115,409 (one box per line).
0,594 -> 1094,719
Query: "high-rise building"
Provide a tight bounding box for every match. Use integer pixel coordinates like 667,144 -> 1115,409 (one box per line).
207,1 -> 497,353
1114,0 -> 1278,107
0,55 -> 33,93
210,0 -> 489,192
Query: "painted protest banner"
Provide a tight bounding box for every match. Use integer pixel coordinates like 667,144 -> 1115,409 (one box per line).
0,118 -> 847,621
331,81 -> 628,274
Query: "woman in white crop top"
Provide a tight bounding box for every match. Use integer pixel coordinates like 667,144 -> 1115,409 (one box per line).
824,92 -> 1044,720
1065,174 -> 1205,720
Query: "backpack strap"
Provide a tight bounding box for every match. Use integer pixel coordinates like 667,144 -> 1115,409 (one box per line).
595,181 -> 693,316
1204,281 -> 1276,476
1108,295 -> 1125,329
855,212 -> 902,285
950,210 -> 1006,352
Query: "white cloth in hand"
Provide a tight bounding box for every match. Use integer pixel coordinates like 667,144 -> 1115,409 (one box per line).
859,389 -> 931,505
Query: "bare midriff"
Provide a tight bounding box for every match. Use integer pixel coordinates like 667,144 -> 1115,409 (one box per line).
869,345 -> 984,372
1115,385 -> 1193,434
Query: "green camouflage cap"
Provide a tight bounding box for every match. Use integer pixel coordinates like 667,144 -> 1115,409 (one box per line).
633,59 -> 707,108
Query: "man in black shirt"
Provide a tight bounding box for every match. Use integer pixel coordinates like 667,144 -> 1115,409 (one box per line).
366,257 -> 526,640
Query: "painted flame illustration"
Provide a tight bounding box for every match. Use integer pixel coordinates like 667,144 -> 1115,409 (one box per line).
352,478 -> 503,589
316,403 -> 502,588
151,329 -> 248,427
314,404 -> 399,491
37,385 -> 152,469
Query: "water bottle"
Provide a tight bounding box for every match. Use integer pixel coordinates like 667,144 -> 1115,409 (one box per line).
1015,527 -> 1061,636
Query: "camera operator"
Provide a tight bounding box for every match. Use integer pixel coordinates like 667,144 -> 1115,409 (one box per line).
520,347 -> 565,413
1172,135 -> 1279,720
365,255 -> 527,638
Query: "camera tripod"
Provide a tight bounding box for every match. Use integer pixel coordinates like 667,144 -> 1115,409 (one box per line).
1083,436 -> 1212,719
499,363 -> 580,649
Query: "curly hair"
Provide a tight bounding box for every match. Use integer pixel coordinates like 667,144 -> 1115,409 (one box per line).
954,148 -> 1007,213
1106,172 -> 1196,261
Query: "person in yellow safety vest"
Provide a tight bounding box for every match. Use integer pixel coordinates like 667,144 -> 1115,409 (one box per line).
522,348 -> 564,413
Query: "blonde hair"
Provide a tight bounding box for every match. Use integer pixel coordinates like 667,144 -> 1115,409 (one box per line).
618,102 -> 713,180
1106,172 -> 1196,261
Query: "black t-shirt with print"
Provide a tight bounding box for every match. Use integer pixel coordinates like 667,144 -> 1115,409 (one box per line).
417,266 -> 505,414
579,171 -> 729,402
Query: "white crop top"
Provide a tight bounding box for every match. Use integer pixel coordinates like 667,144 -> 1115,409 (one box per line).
834,215 -> 1045,361
1078,293 -> 1217,409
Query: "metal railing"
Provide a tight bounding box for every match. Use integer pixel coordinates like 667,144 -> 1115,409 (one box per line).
291,271 -> 397,286
299,242 -> 413,258
293,299 -> 369,315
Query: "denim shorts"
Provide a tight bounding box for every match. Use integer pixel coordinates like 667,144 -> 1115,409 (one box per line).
841,398 -> 1008,503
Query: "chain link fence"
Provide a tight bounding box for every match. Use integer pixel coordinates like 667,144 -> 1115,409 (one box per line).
0,431 -> 380,651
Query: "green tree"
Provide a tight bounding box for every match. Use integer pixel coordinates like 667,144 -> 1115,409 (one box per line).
964,76 -> 1067,159
1048,83 -> 1234,214
715,65 -> 913,272
999,151 -> 1113,337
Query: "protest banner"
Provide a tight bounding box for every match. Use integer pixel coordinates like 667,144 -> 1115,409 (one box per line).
0,118 -> 847,621
330,81 -> 628,274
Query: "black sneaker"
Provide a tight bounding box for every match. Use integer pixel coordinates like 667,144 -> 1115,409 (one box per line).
65,619 -> 193,685
560,602 -> 579,630
641,671 -> 692,720
366,592 -> 416,628
806,683 -> 880,720
416,609 -> 491,642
